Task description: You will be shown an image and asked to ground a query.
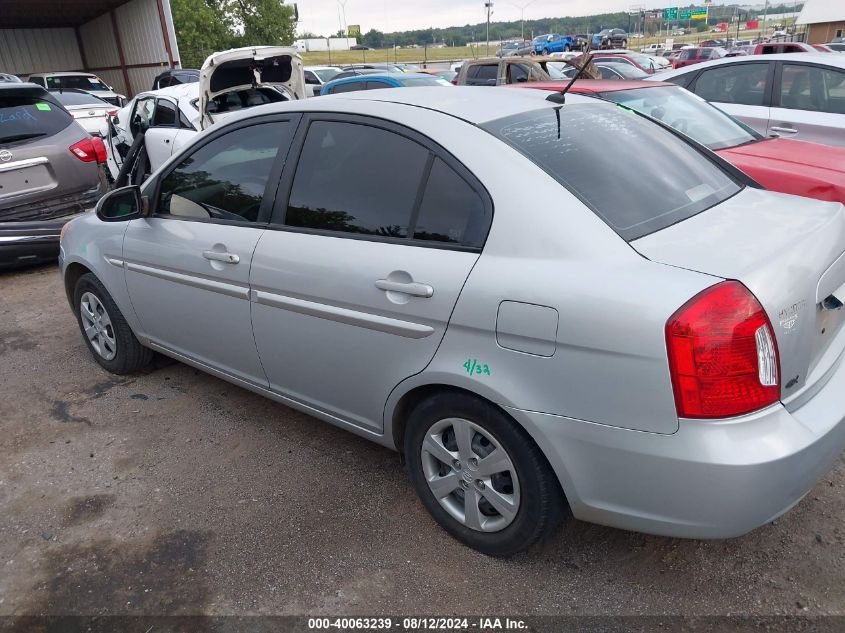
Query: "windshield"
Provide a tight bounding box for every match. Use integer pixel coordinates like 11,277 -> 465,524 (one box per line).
314,68 -> 340,83
602,86 -> 762,150
46,75 -> 110,91
482,103 -> 741,241
401,77 -> 453,87
0,94 -> 72,144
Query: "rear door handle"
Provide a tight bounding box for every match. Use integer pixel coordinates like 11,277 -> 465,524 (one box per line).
770,126 -> 798,134
375,279 -> 434,298
203,250 -> 240,264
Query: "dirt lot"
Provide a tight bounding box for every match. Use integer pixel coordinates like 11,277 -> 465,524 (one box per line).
1,263 -> 844,619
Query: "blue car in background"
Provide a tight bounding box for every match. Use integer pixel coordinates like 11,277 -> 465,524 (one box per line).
320,72 -> 453,96
532,33 -> 575,56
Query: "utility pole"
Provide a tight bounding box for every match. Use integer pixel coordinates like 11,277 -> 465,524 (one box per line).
485,1 -> 493,56
509,0 -> 536,42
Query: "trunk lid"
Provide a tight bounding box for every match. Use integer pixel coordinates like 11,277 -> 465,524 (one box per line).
633,187 -> 845,403
199,46 -> 305,130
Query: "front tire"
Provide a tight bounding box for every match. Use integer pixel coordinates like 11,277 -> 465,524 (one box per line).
563,44 -> 571,52
405,392 -> 566,556
542,48 -> 550,56
74,273 -> 153,374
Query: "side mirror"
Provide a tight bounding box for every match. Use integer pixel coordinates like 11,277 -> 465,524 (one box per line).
96,186 -> 149,222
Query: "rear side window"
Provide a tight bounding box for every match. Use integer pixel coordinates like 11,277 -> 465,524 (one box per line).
330,81 -> 363,94
0,94 -> 72,143
483,104 -> 741,241
469,65 -> 498,82
414,158 -> 486,247
286,121 -> 429,237
780,64 -> 845,114
694,63 -> 768,106
154,100 -> 177,126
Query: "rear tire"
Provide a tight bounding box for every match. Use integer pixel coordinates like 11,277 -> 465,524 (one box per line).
564,44 -> 571,52
542,48 -> 550,56
74,273 -> 153,375
404,392 -> 566,556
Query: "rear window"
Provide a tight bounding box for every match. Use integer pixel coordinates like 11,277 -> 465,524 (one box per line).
49,90 -> 111,107
46,75 -> 109,91
482,103 -> 741,241
0,94 -> 73,144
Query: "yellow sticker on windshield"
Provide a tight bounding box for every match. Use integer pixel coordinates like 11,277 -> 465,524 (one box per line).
35,103 -> 51,111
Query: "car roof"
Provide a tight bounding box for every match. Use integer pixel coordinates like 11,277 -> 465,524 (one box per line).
313,85 -> 596,124
0,82 -> 47,94
509,79 -> 673,93
28,71 -> 96,77
654,51 -> 845,79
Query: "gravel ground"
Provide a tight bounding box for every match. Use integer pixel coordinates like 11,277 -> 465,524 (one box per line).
1,263 -> 844,619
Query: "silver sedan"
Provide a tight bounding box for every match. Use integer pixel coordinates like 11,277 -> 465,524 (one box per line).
59,87 -> 845,555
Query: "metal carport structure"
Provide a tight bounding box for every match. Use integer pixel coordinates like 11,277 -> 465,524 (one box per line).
0,0 -> 181,97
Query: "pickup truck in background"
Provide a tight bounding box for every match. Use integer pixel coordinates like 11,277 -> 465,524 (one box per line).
532,33 -> 575,56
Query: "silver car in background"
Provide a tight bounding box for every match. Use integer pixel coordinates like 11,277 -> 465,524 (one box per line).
652,53 -> 845,147
1,83 -> 107,269
59,88 -> 845,555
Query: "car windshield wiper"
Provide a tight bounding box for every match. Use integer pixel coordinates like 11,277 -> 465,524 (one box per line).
0,132 -> 47,144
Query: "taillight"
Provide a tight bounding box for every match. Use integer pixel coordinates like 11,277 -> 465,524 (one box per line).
69,137 -> 108,164
665,281 -> 780,419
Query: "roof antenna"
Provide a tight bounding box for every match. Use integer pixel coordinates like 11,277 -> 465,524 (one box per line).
546,52 -> 594,104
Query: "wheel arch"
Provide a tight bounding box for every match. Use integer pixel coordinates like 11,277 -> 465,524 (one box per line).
64,261 -> 94,308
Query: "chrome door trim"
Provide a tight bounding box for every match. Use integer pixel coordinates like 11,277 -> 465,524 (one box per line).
252,289 -> 435,339
124,261 -> 250,299
0,157 -> 49,173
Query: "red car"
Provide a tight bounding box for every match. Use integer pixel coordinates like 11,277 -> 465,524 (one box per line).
671,46 -> 726,69
508,80 -> 845,204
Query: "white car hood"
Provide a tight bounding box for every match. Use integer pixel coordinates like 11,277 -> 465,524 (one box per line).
199,46 -> 305,129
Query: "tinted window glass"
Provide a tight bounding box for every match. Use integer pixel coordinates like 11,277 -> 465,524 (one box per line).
46,75 -> 109,91
510,64 -> 529,83
330,81 -> 363,94
780,64 -> 845,114
0,94 -> 72,143
414,158 -> 486,247
365,81 -> 390,90
154,99 -> 177,126
483,104 -> 741,241
286,121 -> 428,237
695,63 -> 768,105
158,122 -> 289,223
49,90 -> 111,106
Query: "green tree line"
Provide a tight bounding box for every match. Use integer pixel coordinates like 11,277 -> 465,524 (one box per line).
172,0 -> 297,68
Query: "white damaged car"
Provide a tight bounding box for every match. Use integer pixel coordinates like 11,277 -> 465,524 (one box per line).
110,46 -> 306,176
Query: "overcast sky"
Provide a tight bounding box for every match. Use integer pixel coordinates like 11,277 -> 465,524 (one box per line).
295,0 -> 746,36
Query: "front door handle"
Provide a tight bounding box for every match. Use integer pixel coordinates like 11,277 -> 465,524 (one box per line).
770,126 -> 798,134
375,279 -> 434,298
203,250 -> 240,264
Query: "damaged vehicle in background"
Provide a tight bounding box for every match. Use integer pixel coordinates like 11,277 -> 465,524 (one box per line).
110,46 -> 306,179
0,83 -> 107,269
26,72 -> 126,107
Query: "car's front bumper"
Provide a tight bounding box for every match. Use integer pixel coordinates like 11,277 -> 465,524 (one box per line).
0,214 -> 84,269
508,348 -> 845,539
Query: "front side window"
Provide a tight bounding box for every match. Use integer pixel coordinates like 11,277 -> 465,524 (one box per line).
780,64 -> 845,114
157,121 -> 289,223
483,103 -> 741,241
694,63 -> 768,106
304,71 -> 320,85
286,121 -> 428,237
605,86 -> 761,150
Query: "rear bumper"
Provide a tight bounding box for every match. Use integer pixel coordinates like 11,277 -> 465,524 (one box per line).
509,348 -> 845,539
0,214 -> 84,269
